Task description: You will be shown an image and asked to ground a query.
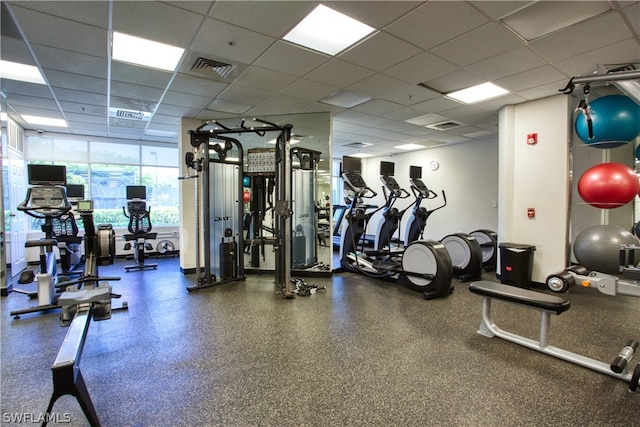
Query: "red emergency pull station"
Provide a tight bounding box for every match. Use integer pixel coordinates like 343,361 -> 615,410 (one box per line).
527,133 -> 538,145
527,207 -> 535,218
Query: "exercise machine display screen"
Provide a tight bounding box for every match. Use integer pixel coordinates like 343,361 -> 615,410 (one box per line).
126,185 -> 146,200
380,161 -> 394,177
409,165 -> 422,179
77,200 -> 94,213
342,156 -> 362,174
28,164 -> 67,185
65,184 -> 85,199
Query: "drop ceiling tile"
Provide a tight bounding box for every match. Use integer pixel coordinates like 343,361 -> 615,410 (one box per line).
465,46 -> 547,81
233,66 -> 298,92
430,23 -> 523,67
353,99 -> 404,115
0,80 -> 52,98
254,41 -> 331,77
1,35 -> 36,64
496,65 -> 567,92
516,80 -> 571,102
169,74 -> 228,97
111,62 -> 173,89
112,1 -> 203,47
409,96 -> 463,114
53,88 -> 107,106
65,111 -> 107,124
422,69 -> 485,94
383,52 -> 458,84
528,12 -> 633,63
207,98 -> 253,115
32,45 -> 106,78
260,94 -> 312,112
218,84 -> 273,105
279,79 -> 338,101
191,17 -> 276,64
380,107 -> 431,122
45,69 -> 106,92
622,2 -> 640,34
340,31 -> 421,72
9,1 -> 109,27
210,1 -> 314,38
385,1 -> 488,50
469,1 -> 532,19
59,103 -> 107,118
348,74 -> 439,105
110,82 -> 164,103
161,91 -> 214,109
328,1 -> 420,29
553,39 -> 640,77
9,7 -> 107,56
306,59 -> 375,87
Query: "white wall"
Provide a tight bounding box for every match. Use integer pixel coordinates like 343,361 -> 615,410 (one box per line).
360,138 -> 499,241
498,95 -> 572,283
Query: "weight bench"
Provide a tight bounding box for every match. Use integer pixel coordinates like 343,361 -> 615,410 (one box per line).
469,281 -> 640,391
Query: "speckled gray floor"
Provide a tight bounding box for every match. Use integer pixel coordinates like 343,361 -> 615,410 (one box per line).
1,256 -> 639,426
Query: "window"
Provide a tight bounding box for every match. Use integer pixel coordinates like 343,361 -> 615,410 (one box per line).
24,136 -> 179,230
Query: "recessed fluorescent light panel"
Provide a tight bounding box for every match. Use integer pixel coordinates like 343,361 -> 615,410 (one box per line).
0,60 -> 46,84
350,153 -> 373,158
21,115 -> 67,128
284,4 -> 375,55
395,143 -> 425,151
446,82 -> 509,104
112,32 -> 184,71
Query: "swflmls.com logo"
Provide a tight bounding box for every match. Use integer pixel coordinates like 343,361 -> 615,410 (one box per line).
2,412 -> 72,423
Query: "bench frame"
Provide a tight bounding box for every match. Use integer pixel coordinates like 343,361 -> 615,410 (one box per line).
470,281 -> 634,384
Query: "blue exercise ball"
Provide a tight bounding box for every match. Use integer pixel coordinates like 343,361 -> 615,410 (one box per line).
573,225 -> 639,274
575,95 -> 640,149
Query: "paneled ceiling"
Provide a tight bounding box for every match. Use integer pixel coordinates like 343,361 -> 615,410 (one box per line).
1,1 -> 639,160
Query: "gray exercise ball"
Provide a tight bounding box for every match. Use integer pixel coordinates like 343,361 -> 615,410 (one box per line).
573,225 -> 639,274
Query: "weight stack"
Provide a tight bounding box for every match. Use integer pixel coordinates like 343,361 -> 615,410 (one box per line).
220,238 -> 237,280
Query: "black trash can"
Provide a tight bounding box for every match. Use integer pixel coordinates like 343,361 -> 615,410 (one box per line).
498,243 -> 536,289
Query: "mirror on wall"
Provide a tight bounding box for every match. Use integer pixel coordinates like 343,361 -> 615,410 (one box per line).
226,112 -> 332,274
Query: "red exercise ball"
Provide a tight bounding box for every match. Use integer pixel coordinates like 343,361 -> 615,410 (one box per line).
577,162 -> 640,209
243,191 -> 251,202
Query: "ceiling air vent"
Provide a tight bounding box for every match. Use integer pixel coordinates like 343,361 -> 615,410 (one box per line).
192,57 -> 234,79
343,142 -> 372,148
425,120 -> 465,131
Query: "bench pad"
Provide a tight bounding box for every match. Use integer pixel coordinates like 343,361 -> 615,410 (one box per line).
469,281 -> 570,315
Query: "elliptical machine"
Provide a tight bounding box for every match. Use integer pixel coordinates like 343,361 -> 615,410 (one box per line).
338,158 -> 453,299
402,165 -> 482,282
373,161 -> 411,251
122,186 -> 157,271
403,165 -> 446,246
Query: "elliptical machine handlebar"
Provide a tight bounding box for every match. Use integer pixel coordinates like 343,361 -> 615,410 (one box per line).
17,186 -> 72,219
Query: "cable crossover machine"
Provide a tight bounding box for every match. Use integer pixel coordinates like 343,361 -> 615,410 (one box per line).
183,117 -> 298,298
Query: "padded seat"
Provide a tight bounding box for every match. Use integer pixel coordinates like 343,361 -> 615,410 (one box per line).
469,281 -> 570,315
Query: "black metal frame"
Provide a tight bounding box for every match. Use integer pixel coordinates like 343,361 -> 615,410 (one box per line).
186,118 -> 295,297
